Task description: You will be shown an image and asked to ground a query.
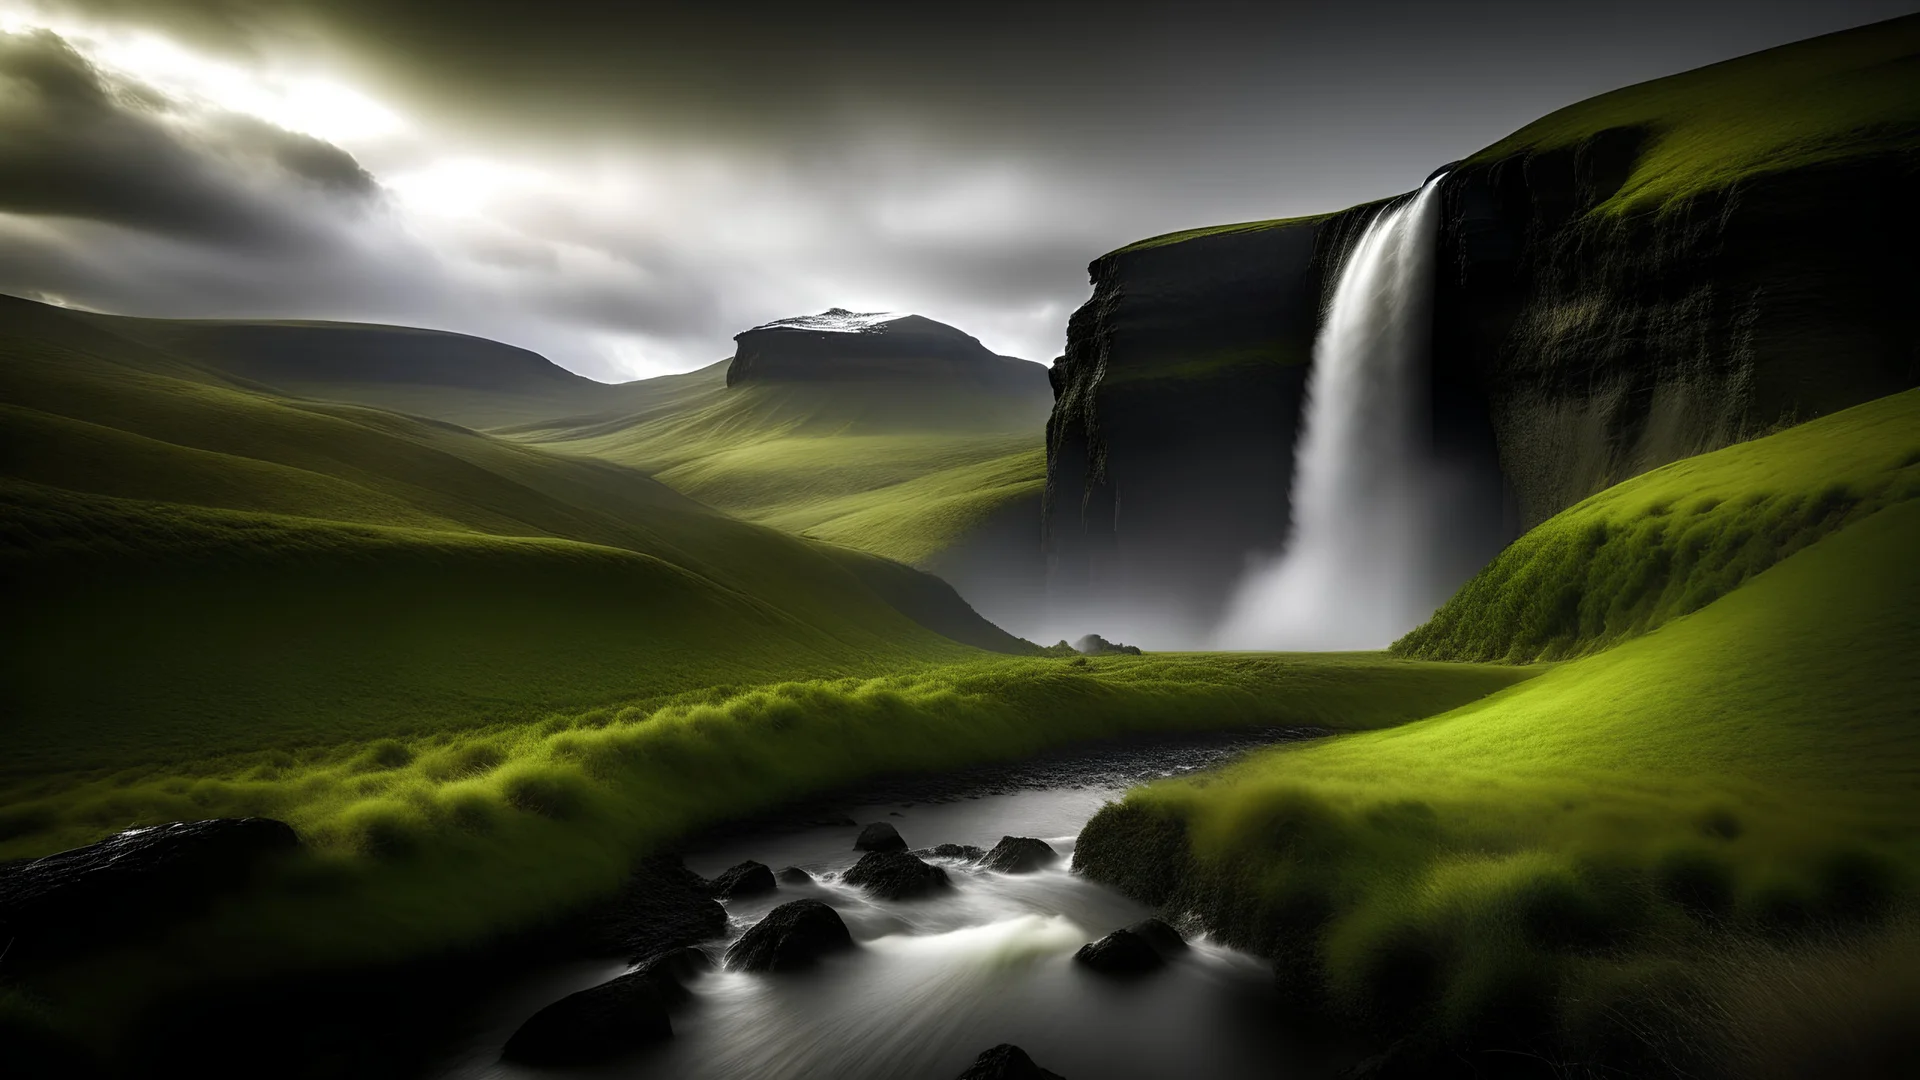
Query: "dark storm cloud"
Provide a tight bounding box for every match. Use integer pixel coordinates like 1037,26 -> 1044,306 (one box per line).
0,27 -> 374,249
7,0 -> 1918,377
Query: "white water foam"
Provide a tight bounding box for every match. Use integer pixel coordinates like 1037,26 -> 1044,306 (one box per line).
1215,178 -> 1451,650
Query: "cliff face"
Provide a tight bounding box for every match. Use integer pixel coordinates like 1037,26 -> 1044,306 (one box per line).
1044,217 -> 1328,637
1439,137 -> 1917,529
1046,21 -> 1920,634
1045,202 -> 1512,637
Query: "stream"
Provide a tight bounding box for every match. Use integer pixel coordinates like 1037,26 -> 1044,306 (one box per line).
431,730 -> 1362,1080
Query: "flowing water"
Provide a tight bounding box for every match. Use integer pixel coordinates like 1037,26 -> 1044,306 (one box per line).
1216,177 -> 1450,650
433,734 -> 1361,1080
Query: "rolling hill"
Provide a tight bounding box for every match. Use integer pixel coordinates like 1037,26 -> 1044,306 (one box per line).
57,302 -> 1058,629
0,292 -> 1032,776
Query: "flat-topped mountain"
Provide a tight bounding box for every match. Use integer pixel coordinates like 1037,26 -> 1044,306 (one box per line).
727,309 -> 1048,397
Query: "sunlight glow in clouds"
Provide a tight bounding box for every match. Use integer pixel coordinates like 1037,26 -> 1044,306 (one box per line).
1,8 -> 404,143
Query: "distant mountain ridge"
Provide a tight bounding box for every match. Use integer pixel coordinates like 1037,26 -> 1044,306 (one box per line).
728,308 -> 1048,397
0,294 -> 1053,631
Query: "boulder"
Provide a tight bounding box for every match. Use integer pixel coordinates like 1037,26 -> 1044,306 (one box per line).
709,860 -> 778,899
593,856 -> 730,963
775,865 -> 814,885
915,843 -> 987,862
844,851 -> 951,900
1073,927 -> 1164,975
957,1043 -> 1067,1079
500,958 -> 682,1065
980,836 -> 1058,874
633,945 -> 714,1006
1125,917 -> 1188,954
855,821 -> 908,852
0,817 -> 299,969
724,899 -> 854,972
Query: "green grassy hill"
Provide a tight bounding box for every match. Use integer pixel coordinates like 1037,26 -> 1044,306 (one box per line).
1079,395 -> 1920,1072
50,299 -> 1056,611
1396,389 -> 1920,661
103,313 -> 662,429
0,294 -> 1032,777
507,373 -> 1048,568
1469,13 -> 1920,214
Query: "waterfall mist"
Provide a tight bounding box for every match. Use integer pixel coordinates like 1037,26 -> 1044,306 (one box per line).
1214,178 -> 1459,651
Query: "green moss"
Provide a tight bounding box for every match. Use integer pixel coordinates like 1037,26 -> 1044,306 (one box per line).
1395,389 -> 1920,662
3,652 -> 1530,1044
1081,489 -> 1920,1063
1467,15 -> 1920,215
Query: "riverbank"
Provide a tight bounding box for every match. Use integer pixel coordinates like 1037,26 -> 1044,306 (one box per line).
0,653 -> 1532,1078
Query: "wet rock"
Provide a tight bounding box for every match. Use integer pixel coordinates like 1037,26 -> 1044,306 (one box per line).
775,865 -> 814,885
855,821 -> 908,852
725,899 -> 854,972
709,860 -> 777,899
980,836 -> 1059,874
1125,916 -> 1188,954
844,851 -> 951,900
629,945 -> 713,1006
593,856 -> 730,963
915,843 -> 987,862
957,1043 -> 1067,1079
1073,927 -> 1165,975
500,962 -> 676,1065
0,817 -> 299,969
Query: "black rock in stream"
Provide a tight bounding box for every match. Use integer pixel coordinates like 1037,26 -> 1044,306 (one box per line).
501,949 -> 698,1065
725,899 -> 854,972
844,850 -> 951,900
957,1043 -> 1068,1079
0,817 -> 299,969
980,836 -> 1059,874
854,821 -> 908,851
775,865 -> 814,885
916,843 -> 987,862
709,860 -> 778,899
1073,926 -> 1166,975
593,856 -> 730,963
1124,917 -> 1188,955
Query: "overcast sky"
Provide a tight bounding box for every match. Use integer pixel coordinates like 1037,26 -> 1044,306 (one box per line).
1,0 -> 1913,380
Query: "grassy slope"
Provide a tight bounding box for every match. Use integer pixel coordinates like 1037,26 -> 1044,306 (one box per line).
64,299 -> 1054,573
1396,389 -> 1920,661
0,300 -> 1035,776
1098,14 -> 1919,260
101,312 -> 664,430
510,373 -> 1050,568
2,652 -> 1532,1047
1084,465 -> 1920,1066
1468,13 -> 1920,214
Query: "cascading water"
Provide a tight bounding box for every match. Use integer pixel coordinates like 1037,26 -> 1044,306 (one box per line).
1215,177 -> 1450,650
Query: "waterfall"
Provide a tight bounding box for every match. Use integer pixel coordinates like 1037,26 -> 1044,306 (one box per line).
1214,178 -> 1450,650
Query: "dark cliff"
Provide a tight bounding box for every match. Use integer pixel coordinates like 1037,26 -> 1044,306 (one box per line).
728,309 -> 1047,399
1045,17 -> 1920,633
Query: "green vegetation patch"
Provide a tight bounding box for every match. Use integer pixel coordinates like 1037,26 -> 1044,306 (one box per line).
0,653 -> 1530,1047
514,377 -> 1050,568
1468,15 -> 1920,215
1395,389 -> 1920,662
1082,494 -> 1920,1071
